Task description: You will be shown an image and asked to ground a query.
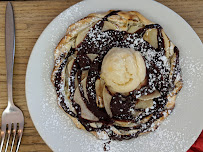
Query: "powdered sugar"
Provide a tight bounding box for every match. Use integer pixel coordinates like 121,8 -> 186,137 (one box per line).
35,42 -> 203,151
26,2 -> 203,151
180,56 -> 203,97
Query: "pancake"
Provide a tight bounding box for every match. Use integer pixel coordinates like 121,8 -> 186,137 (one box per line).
51,10 -> 183,140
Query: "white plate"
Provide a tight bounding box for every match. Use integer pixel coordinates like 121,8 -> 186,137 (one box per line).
26,0 -> 203,151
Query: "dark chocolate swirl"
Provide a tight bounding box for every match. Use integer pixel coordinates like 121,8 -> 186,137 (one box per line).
52,10 -> 182,140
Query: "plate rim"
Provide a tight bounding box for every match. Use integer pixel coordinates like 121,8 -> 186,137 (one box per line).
25,0 -> 203,151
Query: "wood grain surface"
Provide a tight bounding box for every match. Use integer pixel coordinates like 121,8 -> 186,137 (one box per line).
0,0 -> 202,151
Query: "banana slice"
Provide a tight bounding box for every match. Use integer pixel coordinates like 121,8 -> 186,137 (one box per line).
103,87 -> 113,117
76,27 -> 90,47
135,99 -> 153,109
66,58 -> 75,77
74,87 -> 99,121
140,114 -> 152,124
90,122 -> 103,128
87,54 -> 98,61
162,30 -> 170,58
114,120 -> 139,128
102,21 -> 118,31
81,77 -> 88,100
81,70 -> 88,80
143,29 -> 158,48
95,79 -> 105,108
128,25 -> 142,33
138,90 -> 161,100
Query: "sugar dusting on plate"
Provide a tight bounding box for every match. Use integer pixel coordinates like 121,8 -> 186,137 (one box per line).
37,40 -> 203,152
34,7 -> 203,152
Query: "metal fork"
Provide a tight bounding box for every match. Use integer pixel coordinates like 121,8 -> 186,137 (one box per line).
0,2 -> 24,152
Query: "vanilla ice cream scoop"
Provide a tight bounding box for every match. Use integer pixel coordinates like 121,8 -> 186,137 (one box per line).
101,47 -> 146,93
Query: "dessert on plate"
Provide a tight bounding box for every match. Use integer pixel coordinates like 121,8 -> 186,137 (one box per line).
51,10 -> 183,140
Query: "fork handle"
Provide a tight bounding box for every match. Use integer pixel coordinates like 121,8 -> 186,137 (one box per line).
5,2 -> 15,106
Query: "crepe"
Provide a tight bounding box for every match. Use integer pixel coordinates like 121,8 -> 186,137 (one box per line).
51,10 -> 183,140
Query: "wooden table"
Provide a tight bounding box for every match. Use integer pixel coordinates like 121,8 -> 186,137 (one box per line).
0,0 -> 202,151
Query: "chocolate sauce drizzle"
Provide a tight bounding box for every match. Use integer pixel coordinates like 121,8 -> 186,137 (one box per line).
53,11 -> 181,140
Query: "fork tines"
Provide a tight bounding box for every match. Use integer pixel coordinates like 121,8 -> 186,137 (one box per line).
1,123 -> 23,152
